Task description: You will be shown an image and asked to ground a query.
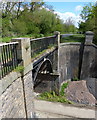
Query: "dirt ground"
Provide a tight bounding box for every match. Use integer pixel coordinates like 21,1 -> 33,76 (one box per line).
65,80 -> 96,106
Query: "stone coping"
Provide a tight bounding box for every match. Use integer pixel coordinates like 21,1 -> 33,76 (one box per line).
0,71 -> 21,95
60,42 -> 81,46
30,35 -> 56,42
84,43 -> 97,49
60,42 -> 97,49
0,42 -> 18,46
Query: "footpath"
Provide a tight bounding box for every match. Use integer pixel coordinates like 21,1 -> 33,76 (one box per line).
34,99 -> 97,119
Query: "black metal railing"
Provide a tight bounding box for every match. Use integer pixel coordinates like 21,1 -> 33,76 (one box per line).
0,42 -> 19,78
30,36 -> 57,58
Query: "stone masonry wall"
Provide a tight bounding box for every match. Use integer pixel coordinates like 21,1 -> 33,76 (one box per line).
0,72 -> 25,118
59,43 -> 81,85
23,71 -> 35,118
0,71 -> 34,119
59,42 -> 97,86
81,44 -> 97,79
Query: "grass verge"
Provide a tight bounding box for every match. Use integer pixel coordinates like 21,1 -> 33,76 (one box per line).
61,34 -> 85,43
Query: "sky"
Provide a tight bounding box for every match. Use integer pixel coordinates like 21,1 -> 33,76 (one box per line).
45,2 -> 95,27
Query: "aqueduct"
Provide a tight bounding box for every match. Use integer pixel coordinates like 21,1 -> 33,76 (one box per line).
0,31 -> 97,118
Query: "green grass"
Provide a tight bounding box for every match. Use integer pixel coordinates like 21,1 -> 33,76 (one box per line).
1,33 -> 50,43
0,37 -> 12,42
38,82 -> 73,104
61,34 -> 85,43
1,34 -> 35,43
38,91 -> 73,104
60,82 -> 69,96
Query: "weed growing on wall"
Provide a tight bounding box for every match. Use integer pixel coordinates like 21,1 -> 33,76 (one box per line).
60,82 -> 69,96
14,66 -> 24,74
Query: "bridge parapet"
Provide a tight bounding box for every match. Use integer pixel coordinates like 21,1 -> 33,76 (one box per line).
1,32 -> 61,118
0,42 -> 19,78
30,35 -> 57,58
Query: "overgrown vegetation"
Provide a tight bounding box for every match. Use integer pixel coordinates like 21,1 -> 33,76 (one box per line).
61,34 -> 85,43
38,82 -> 72,104
1,1 -> 77,42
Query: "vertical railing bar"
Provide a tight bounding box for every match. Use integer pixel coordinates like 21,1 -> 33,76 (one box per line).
12,44 -> 15,69
11,44 -> 14,71
0,46 -> 2,79
5,45 -> 9,74
16,44 -> 18,67
1,46 -> 3,78
4,45 -> 8,75
1,46 -> 4,77
10,44 -> 13,71
13,44 -> 17,68
8,44 -> 12,72
2,46 -> 7,76
6,44 -> 10,72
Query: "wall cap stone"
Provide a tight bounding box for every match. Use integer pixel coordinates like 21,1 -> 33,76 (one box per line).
85,31 -> 94,35
60,42 -> 81,46
1,71 -> 21,94
54,31 -> 60,35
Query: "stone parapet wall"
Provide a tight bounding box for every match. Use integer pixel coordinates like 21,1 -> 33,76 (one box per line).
0,72 -> 25,118
23,71 -> 35,118
0,33 -> 60,119
59,42 -> 97,85
81,44 -> 97,79
0,70 -> 34,119
59,43 -> 81,85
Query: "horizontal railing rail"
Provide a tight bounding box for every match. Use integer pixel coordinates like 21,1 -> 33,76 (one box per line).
30,35 -> 57,58
0,42 -> 19,79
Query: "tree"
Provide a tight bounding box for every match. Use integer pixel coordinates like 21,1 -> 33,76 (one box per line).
79,2 -> 97,44
63,17 -> 76,33
1,1 -> 65,37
